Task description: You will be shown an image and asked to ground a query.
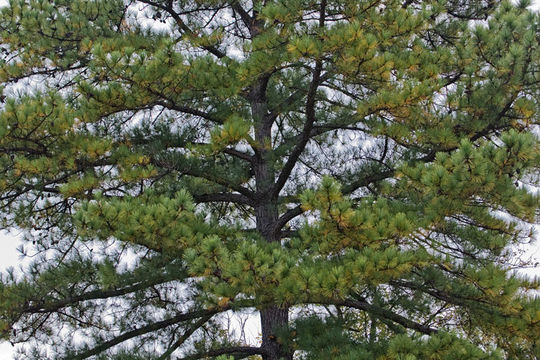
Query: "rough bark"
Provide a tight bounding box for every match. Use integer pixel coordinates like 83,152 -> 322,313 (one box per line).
250,74 -> 291,359
260,306 -> 291,360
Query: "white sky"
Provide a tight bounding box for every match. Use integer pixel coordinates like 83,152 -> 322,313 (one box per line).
0,1 -> 539,359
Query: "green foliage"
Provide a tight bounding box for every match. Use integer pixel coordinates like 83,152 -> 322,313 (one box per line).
0,0 -> 538,359
289,317 -> 503,360
383,332 -> 502,360
290,317 -> 377,359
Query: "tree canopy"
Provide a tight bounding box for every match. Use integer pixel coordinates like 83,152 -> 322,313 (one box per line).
0,0 -> 538,359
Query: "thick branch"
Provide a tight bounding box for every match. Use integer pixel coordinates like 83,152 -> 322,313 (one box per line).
271,1 -> 327,198
270,73 -> 320,198
223,148 -> 255,163
229,1 -> 253,31
274,205 -> 303,232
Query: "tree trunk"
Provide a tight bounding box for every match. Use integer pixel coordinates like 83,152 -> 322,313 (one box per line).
261,306 -> 291,360
255,200 -> 291,360
251,76 -> 291,360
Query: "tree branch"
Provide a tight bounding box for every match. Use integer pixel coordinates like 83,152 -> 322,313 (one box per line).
152,157 -> 255,200
157,315 -> 213,360
389,279 -> 485,307
267,71 -> 332,122
182,168 -> 255,200
138,0 -> 226,58
67,309 -> 221,360
336,299 -> 439,335
188,142 -> 254,163
274,205 -> 303,232
229,1 -> 253,31
22,276 -> 180,315
223,148 -> 255,163
155,101 -> 225,124
272,1 -> 327,199
274,168 -> 395,231
341,169 -> 395,195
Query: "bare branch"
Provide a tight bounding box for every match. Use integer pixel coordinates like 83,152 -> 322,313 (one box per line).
138,0 -> 226,58
157,315 -> 213,360
67,309 -> 221,360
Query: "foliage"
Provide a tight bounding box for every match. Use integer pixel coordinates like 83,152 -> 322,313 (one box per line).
0,0 -> 538,359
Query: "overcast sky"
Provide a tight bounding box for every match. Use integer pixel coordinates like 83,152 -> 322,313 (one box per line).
0,1 -> 539,359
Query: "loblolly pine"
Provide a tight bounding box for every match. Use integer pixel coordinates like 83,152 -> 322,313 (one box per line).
0,0 -> 538,359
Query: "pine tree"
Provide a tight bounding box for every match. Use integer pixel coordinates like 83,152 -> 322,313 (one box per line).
0,0 -> 538,359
